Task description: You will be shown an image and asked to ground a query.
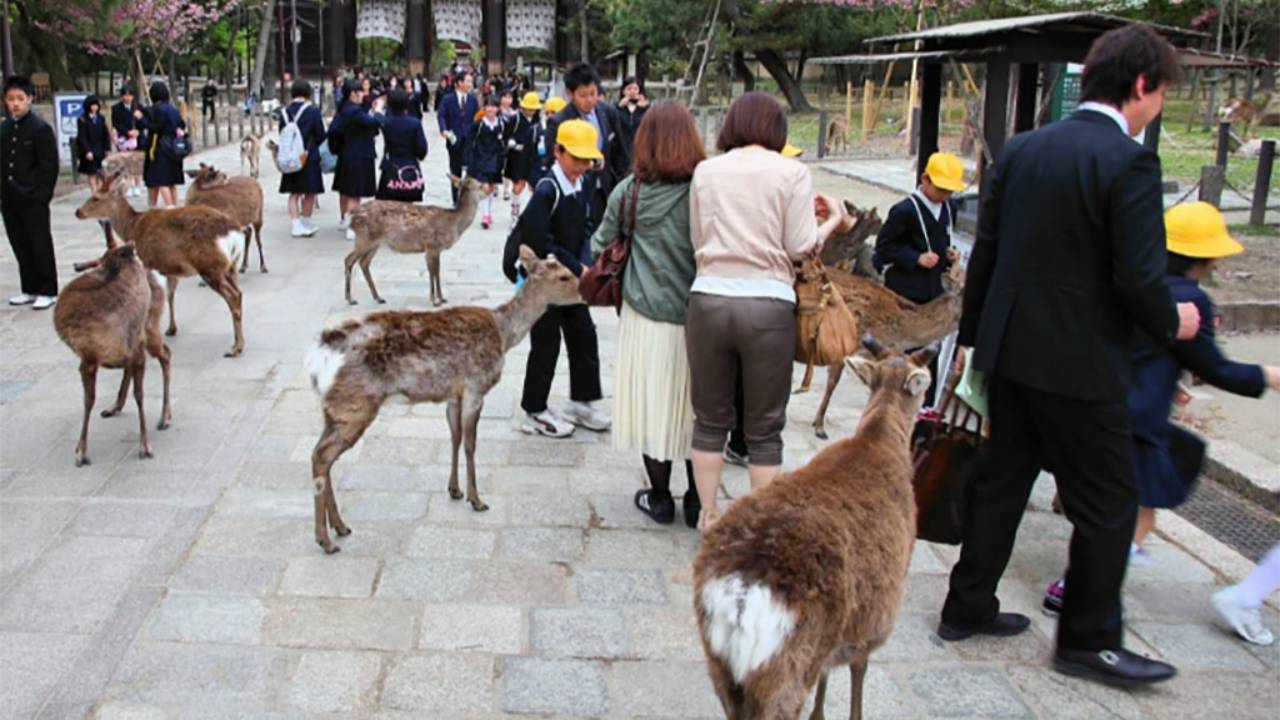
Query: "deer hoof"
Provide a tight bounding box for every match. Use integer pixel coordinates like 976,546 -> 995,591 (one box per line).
139,448 -> 154,460
448,487 -> 464,500
75,455 -> 91,467
224,348 -> 243,358
260,268 -> 269,274
239,267 -> 247,274
157,420 -> 170,431
165,328 -> 177,337
347,298 -> 357,306
376,298 -> 387,305
101,408 -> 122,418
814,427 -> 829,440
318,539 -> 341,554
469,499 -> 490,512
334,525 -> 352,537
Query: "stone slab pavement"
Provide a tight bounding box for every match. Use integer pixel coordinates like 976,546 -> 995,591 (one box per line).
1,135 -> 1277,719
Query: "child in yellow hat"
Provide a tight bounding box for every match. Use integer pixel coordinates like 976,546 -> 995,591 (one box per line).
503,92 -> 543,223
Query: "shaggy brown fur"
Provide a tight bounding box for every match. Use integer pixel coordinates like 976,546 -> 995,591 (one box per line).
240,132 -> 262,178
818,201 -> 881,279
53,244 -> 173,467
807,264 -> 963,439
102,150 -> 144,185
307,245 -> 582,553
74,171 -> 247,357
1220,92 -> 1279,138
344,174 -> 482,307
693,339 -> 934,720
185,163 -> 267,273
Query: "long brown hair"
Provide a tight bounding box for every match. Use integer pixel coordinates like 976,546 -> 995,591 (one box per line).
632,102 -> 706,184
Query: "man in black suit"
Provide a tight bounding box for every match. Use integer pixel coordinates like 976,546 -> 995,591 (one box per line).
545,62 -> 628,231
1,76 -> 60,310
939,25 -> 1201,687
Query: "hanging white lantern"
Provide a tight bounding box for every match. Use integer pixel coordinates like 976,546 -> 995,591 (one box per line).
356,0 -> 407,42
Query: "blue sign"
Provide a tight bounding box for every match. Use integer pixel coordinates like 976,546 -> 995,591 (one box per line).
53,92 -> 90,167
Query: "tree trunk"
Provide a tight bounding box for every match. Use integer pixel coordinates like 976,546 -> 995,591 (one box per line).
224,9 -> 241,90
733,49 -> 755,92
1264,25 -> 1279,91
755,48 -> 812,112
251,0 -> 277,100
578,0 -> 589,62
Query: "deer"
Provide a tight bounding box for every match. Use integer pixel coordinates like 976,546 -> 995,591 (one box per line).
184,163 -> 267,273
240,132 -> 263,178
74,170 -> 248,358
818,200 -> 881,280
102,150 -> 145,191
806,262 -> 963,439
824,116 -> 849,156
344,174 -> 482,307
694,336 -> 935,720
53,244 -> 173,467
304,245 -> 582,553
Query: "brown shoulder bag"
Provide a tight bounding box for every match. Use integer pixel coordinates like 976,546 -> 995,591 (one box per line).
793,254 -> 860,391
579,180 -> 640,311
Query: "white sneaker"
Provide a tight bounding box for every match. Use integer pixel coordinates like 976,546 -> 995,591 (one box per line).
290,218 -> 307,237
1213,587 -> 1275,646
521,410 -> 575,438
301,217 -> 319,236
338,215 -> 350,230
32,295 -> 56,310
561,400 -> 611,432
1129,543 -> 1152,566
8,293 -> 34,306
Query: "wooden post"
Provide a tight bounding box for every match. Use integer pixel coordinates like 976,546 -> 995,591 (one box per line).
981,60 -> 1011,191
215,108 -> 222,144
1014,63 -> 1037,133
1199,165 -> 1225,207
1216,121 -> 1231,167
1250,140 -> 1275,226
946,80 -> 955,124
845,80 -> 853,144
862,78 -> 874,142
817,110 -> 828,159
917,61 -> 941,181
902,81 -> 911,130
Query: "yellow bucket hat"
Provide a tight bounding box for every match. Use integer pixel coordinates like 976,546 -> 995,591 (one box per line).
544,96 -> 567,114
1165,201 -> 1244,259
556,119 -> 603,160
781,142 -> 803,158
520,92 -> 542,111
924,152 -> 966,192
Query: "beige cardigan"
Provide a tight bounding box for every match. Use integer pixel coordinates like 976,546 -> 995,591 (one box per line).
688,145 -> 819,298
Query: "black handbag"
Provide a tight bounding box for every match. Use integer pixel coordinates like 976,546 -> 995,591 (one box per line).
910,377 -> 983,545
159,134 -> 192,160
377,157 -> 425,201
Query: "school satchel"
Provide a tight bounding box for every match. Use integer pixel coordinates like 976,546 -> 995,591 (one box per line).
579,180 -> 640,310
910,377 -> 982,545
793,255 -> 860,391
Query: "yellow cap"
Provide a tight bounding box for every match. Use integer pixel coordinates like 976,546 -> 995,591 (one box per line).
924,152 -> 966,192
781,142 -> 803,158
520,92 -> 542,111
1165,201 -> 1244,259
545,96 -> 567,114
556,119 -> 603,160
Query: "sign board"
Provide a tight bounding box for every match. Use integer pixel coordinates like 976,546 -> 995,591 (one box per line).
52,92 -> 90,168
1049,63 -> 1083,122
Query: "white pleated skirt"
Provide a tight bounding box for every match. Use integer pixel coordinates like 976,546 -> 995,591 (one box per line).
611,302 -> 694,461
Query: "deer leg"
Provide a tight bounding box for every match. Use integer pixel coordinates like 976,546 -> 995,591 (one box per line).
239,226 -> 251,274
809,672 -> 829,720
255,223 -> 267,273
427,250 -> 445,306
150,339 -> 173,430
343,248 -> 360,305
445,397 -> 463,500
847,656 -> 868,720
310,406 -> 374,553
812,363 -> 845,440
358,250 -> 384,304
204,272 -> 244,357
102,364 -> 133,418
131,354 -> 152,459
462,396 -> 486,511
75,361 -> 98,467
165,275 -> 180,336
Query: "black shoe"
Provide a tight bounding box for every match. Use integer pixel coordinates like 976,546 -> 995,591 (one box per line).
683,489 -> 702,529
634,489 -> 675,525
937,612 -> 1031,642
1053,648 -> 1177,688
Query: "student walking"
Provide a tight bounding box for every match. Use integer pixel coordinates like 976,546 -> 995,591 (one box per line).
466,95 -> 506,229
591,103 -> 705,527
331,78 -> 385,229
530,96 -> 566,184
1,76 -> 60,310
110,84 -> 146,198
75,95 -> 110,192
138,81 -> 186,209
502,119 -> 610,439
505,92 -> 542,223
1215,543 -> 1280,646
498,89 -> 518,201
436,73 -> 480,206
546,63 -> 628,230
377,90 -> 428,203
278,79 -> 327,237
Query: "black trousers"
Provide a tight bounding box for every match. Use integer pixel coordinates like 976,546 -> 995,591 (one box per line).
202,99 -> 215,120
3,198 -> 57,297
942,376 -> 1137,652
521,304 -> 603,414
447,141 -> 466,205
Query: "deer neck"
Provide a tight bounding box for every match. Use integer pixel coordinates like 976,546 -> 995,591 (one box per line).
492,291 -> 552,352
109,195 -> 142,242
852,388 -> 916,450
455,188 -> 481,228
902,290 -> 962,347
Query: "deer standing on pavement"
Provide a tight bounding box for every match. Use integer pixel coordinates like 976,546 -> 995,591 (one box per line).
54,244 -> 173,467
694,337 -> 935,720
240,132 -> 263,178
185,163 -> 268,273
344,174 -> 482,307
304,245 -> 582,553
74,171 -> 248,358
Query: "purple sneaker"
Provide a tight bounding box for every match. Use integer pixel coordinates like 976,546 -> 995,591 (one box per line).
1043,578 -> 1066,618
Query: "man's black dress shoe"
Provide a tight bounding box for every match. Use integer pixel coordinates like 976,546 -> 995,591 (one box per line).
1053,648 -> 1177,688
937,612 -> 1031,642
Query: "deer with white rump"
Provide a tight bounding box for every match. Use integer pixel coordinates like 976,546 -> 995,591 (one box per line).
305,245 -> 582,553
694,336 -> 936,720
185,163 -> 268,273
343,173 -> 482,306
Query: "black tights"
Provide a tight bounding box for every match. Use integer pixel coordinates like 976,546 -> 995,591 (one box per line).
642,455 -> 695,499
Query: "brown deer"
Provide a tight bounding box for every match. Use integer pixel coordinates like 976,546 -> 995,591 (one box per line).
53,244 -> 173,467
824,116 -> 849,156
240,132 -> 263,178
344,174 -> 482,307
1219,92 -> 1279,139
808,263 -> 962,439
818,200 -> 881,280
74,171 -> 248,358
184,163 -> 267,273
304,245 -> 582,553
102,150 -> 145,192
694,337 -> 934,720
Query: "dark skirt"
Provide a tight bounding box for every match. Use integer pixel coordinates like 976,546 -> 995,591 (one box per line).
505,148 -> 533,182
279,151 -> 326,195
143,151 -> 184,188
333,157 -> 377,198
1133,424 -> 1206,508
473,170 -> 503,185
78,154 -> 104,175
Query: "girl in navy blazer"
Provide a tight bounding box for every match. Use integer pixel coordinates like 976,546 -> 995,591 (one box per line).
377,90 -> 428,203
332,78 -> 385,228
465,95 -> 506,229
138,81 -> 186,208
279,79 -> 328,237
75,95 -> 110,190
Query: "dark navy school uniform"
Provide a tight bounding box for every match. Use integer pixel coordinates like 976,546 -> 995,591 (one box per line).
138,102 -> 186,188
110,100 -> 146,149
278,100 -> 327,196
872,192 -> 953,303
526,120 -> 552,183
504,112 -> 536,182
1128,274 -> 1266,508
465,117 -> 506,185
437,90 -> 480,202
76,112 -> 110,175
332,101 -> 383,198
377,114 -> 428,202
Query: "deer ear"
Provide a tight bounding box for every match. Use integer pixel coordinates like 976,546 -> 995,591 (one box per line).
517,244 -> 539,268
847,355 -> 877,387
904,368 -> 932,397
185,170 -> 199,178
911,342 -> 940,369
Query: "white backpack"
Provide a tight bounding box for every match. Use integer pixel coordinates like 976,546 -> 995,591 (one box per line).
274,102 -> 310,174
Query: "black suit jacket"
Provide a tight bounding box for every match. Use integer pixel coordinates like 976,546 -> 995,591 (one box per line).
545,102 -> 628,201
959,109 -> 1178,403
0,110 -> 59,205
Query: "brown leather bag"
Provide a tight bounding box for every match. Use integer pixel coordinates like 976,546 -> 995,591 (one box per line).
793,255 -> 860,391
579,180 -> 640,311
910,377 -> 983,545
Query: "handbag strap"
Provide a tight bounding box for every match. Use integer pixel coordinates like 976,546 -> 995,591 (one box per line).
624,179 -> 640,239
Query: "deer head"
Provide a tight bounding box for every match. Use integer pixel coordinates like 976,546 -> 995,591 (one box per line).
74,171 -> 126,222
848,334 -> 937,406
447,172 -> 482,193
265,139 -> 280,158
517,244 -> 582,307
71,243 -> 138,274
185,163 -> 230,188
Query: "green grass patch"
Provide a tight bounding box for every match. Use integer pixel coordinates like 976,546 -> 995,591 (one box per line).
1230,223 -> 1280,237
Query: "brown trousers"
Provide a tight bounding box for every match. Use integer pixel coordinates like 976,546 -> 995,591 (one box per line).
685,293 -> 794,466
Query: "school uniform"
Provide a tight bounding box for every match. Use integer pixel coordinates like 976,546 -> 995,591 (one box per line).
873,190 -> 954,303
1,109 -> 60,297
404,92 -> 424,120
510,164 -> 603,415
546,103 -> 628,229
464,117 -> 506,185
505,112 -> 538,182
527,119 -> 552,183
377,114 -> 428,202
278,100 -> 327,196
615,101 -> 648,174
76,112 -> 110,175
1129,274 -> 1266,508
111,99 -> 146,150
138,101 -> 186,187
436,90 -> 480,203
331,101 -> 383,198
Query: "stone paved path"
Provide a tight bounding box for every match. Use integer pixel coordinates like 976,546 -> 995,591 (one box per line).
1,134 -> 1277,720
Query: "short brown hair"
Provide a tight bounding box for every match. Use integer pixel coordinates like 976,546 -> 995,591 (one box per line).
716,91 -> 787,153
633,102 -> 705,184
1081,23 -> 1183,107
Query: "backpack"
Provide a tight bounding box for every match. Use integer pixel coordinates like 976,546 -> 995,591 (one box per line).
274,102 -> 310,174
502,176 -> 561,283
